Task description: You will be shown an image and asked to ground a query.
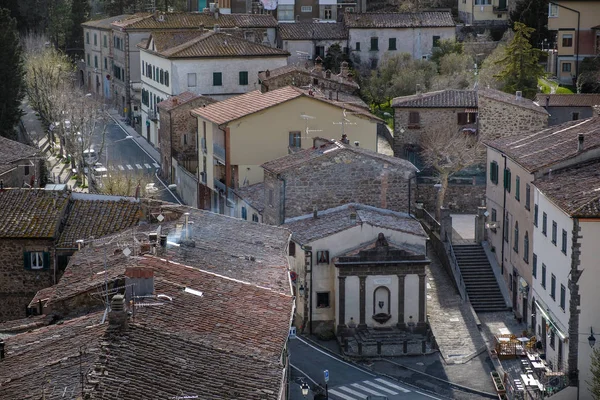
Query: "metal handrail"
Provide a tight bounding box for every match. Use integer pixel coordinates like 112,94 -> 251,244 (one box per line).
423,209 -> 441,233
447,238 -> 468,302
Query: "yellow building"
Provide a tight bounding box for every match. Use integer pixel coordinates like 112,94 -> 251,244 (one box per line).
548,0 -> 600,83
458,0 -> 509,25
191,85 -> 382,214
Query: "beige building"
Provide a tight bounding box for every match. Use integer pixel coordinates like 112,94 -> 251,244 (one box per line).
190,85 -> 382,214
548,0 -> 600,84
457,0 -> 510,25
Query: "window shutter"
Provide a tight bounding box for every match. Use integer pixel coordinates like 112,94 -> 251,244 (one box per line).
24,252 -> 31,270
43,252 -> 50,270
289,242 -> 296,257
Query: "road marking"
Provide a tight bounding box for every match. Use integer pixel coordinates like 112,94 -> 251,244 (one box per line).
328,389 -> 358,400
118,165 -> 125,171
153,162 -> 159,168
144,163 -> 151,169
126,164 -> 133,170
135,164 -> 143,169
363,380 -> 399,395
350,383 -> 385,396
295,337 -> 376,377
375,378 -> 411,393
289,363 -> 324,390
337,386 -> 368,398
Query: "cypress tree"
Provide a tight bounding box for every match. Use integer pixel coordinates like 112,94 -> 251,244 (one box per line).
0,8 -> 25,140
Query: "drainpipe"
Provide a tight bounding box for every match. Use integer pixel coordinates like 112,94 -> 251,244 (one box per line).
500,153 -> 507,276
300,244 -> 313,335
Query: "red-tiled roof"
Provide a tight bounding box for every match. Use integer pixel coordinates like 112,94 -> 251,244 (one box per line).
157,91 -> 217,111
534,93 -> 600,107
0,189 -> 69,238
393,89 -> 478,108
344,11 -> 455,28
258,64 -> 360,89
112,12 -> 277,30
486,117 -> 600,173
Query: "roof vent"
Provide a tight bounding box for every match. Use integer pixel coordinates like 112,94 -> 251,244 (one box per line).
265,69 -> 270,78
516,91 -> 522,100
578,133 -> 585,152
354,141 -> 360,147
108,294 -> 128,330
214,24 -> 220,32
157,14 -> 165,22
125,267 -> 155,301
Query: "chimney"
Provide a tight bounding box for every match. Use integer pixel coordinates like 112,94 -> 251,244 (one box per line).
354,141 -> 360,147
184,212 -> 190,239
516,91 -> 522,100
213,24 -> 220,32
313,206 -> 318,219
214,10 -> 219,20
108,294 -> 128,330
545,96 -> 550,108
341,134 -> 349,144
0,339 -> 4,360
349,211 -> 357,223
159,234 -> 167,248
578,133 -> 585,152
125,267 -> 154,302
340,61 -> 349,78
265,69 -> 270,78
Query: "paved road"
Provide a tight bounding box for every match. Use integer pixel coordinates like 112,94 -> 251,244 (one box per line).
289,337 -> 441,400
92,122 -> 179,203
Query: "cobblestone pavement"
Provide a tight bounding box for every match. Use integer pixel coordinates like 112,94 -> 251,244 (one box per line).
478,312 -> 527,350
426,249 -> 486,364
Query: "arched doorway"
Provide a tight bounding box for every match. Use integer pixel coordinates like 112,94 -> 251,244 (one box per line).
372,286 -> 391,324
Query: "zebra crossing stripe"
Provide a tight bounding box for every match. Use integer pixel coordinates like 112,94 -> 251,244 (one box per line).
350,383 -> 385,396
375,378 -> 411,393
153,163 -> 160,168
118,165 -> 125,171
328,389 -> 357,400
337,386 -> 368,398
135,164 -> 143,169
362,380 -> 398,395
126,165 -> 133,170
144,163 -> 151,169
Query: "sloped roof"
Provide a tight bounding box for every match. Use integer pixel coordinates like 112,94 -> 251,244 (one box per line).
486,117 -> 600,173
258,64 -> 360,90
279,22 -> 347,40
478,88 -> 548,114
144,29 -> 206,52
157,91 -> 217,111
0,136 -> 39,164
534,93 -> 600,107
262,139 -> 416,174
534,160 -> 600,217
283,203 -> 425,244
392,89 -> 478,108
150,30 -> 288,58
0,189 -> 69,239
234,182 -> 266,213
81,14 -> 131,29
57,197 -> 141,248
191,86 -> 380,125
344,11 -> 454,28
112,12 -> 277,30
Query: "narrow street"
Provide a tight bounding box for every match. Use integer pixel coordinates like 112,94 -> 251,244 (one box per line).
288,337 -> 442,400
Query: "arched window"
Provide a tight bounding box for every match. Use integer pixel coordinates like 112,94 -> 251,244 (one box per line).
514,222 -> 519,253
523,231 -> 529,263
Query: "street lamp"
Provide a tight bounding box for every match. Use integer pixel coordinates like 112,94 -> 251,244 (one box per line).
301,382 -> 310,398
589,327 -> 596,348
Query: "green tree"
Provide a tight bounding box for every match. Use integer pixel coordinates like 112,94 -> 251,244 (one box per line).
323,43 -> 351,74
430,38 -> 463,67
0,8 -> 25,140
509,0 -> 550,47
577,56 -> 600,93
588,346 -> 600,399
67,0 -> 90,51
495,22 -> 545,99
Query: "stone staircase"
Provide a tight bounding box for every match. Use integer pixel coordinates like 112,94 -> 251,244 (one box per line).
355,327 -> 426,346
453,244 -> 508,312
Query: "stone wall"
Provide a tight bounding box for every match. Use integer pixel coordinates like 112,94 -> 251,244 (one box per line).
262,149 -> 414,224
415,183 -> 486,214
262,70 -> 359,96
0,239 -> 55,322
478,95 -> 548,140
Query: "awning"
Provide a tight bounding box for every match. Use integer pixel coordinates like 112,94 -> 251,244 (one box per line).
534,299 -> 567,340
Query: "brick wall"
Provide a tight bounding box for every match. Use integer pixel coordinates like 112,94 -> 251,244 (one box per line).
0,239 -> 55,322
263,149 -> 414,224
478,96 -> 548,140
415,183 -> 486,214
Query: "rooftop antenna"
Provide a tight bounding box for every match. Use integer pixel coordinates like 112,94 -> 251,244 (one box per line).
333,109 -> 357,136
300,113 -> 322,139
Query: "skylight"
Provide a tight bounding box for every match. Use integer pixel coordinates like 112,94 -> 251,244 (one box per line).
184,287 -> 203,297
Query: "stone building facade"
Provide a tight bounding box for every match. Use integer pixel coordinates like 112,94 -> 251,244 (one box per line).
157,92 -> 217,183
261,139 -> 417,225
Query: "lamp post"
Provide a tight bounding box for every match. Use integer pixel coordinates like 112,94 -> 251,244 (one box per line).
301,382 -> 310,398
589,327 -> 596,348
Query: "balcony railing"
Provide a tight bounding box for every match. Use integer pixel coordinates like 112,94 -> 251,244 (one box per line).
213,143 -> 225,161
147,109 -> 158,121
213,178 -> 235,205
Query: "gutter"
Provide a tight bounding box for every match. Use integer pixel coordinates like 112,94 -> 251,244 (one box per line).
500,153 -> 507,277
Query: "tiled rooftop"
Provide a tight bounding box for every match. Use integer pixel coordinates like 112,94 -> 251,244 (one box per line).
534,93 -> 600,107
258,64 -> 360,89
0,189 -> 69,238
191,86 -> 379,125
279,22 -> 347,40
343,11 -> 454,28
478,88 -> 548,114
234,182 -> 266,213
81,14 -> 131,29
486,117 -> 600,173
392,89 -> 478,108
283,203 -> 425,244
534,160 -> 600,217
157,91 -> 216,111
57,197 -> 140,248
0,135 -> 39,165
153,30 -> 289,58
112,11 -> 277,30
262,139 -> 416,174
144,29 -> 206,52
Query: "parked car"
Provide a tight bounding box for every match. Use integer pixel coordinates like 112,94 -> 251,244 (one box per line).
83,147 -> 98,166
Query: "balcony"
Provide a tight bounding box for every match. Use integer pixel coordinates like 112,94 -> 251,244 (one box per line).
213,178 -> 235,205
213,143 -> 225,161
147,109 -> 158,121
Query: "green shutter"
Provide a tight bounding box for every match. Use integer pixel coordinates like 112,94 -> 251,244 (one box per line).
504,169 -> 511,192
490,162 -> 494,183
43,252 -> 50,270
24,252 -> 31,269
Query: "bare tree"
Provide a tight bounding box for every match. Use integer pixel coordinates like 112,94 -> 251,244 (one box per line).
98,170 -> 154,197
420,127 -> 482,218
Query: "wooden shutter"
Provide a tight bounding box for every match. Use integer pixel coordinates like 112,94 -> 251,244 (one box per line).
43,252 -> 50,270
23,252 -> 31,270
289,242 -> 296,257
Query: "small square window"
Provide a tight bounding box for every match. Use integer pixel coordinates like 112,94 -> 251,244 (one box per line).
562,34 -> 573,47
355,42 -> 361,51
317,251 -> 329,264
388,38 -> 396,51
301,5 -> 312,12
213,72 -> 222,86
432,35 -> 441,47
316,292 -> 330,308
31,252 -> 44,270
370,37 -> 379,51
252,213 -> 259,222
572,112 -> 579,120
562,62 -> 572,73
409,111 -> 420,126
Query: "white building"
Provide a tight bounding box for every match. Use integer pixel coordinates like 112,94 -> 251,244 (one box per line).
138,30 -> 289,147
343,12 -> 455,68
278,22 -> 348,65
283,204 -> 428,335
532,159 -> 600,400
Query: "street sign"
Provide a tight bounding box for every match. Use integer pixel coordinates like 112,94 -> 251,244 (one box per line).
324,369 -> 329,383
289,327 -> 296,339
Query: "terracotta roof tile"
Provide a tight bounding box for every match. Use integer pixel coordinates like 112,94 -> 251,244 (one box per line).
534,160 -> 600,217
279,22 -> 347,40
112,12 -> 277,30
262,139 -> 416,174
343,11 -> 454,28
157,31 -> 289,58
258,64 -> 360,90
0,189 -> 69,238
392,89 -> 478,108
157,91 -> 217,111
144,29 -> 206,52
0,136 -> 39,164
486,117 -> 600,172
57,197 -> 140,248
283,203 -> 425,244
534,93 -> 600,107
